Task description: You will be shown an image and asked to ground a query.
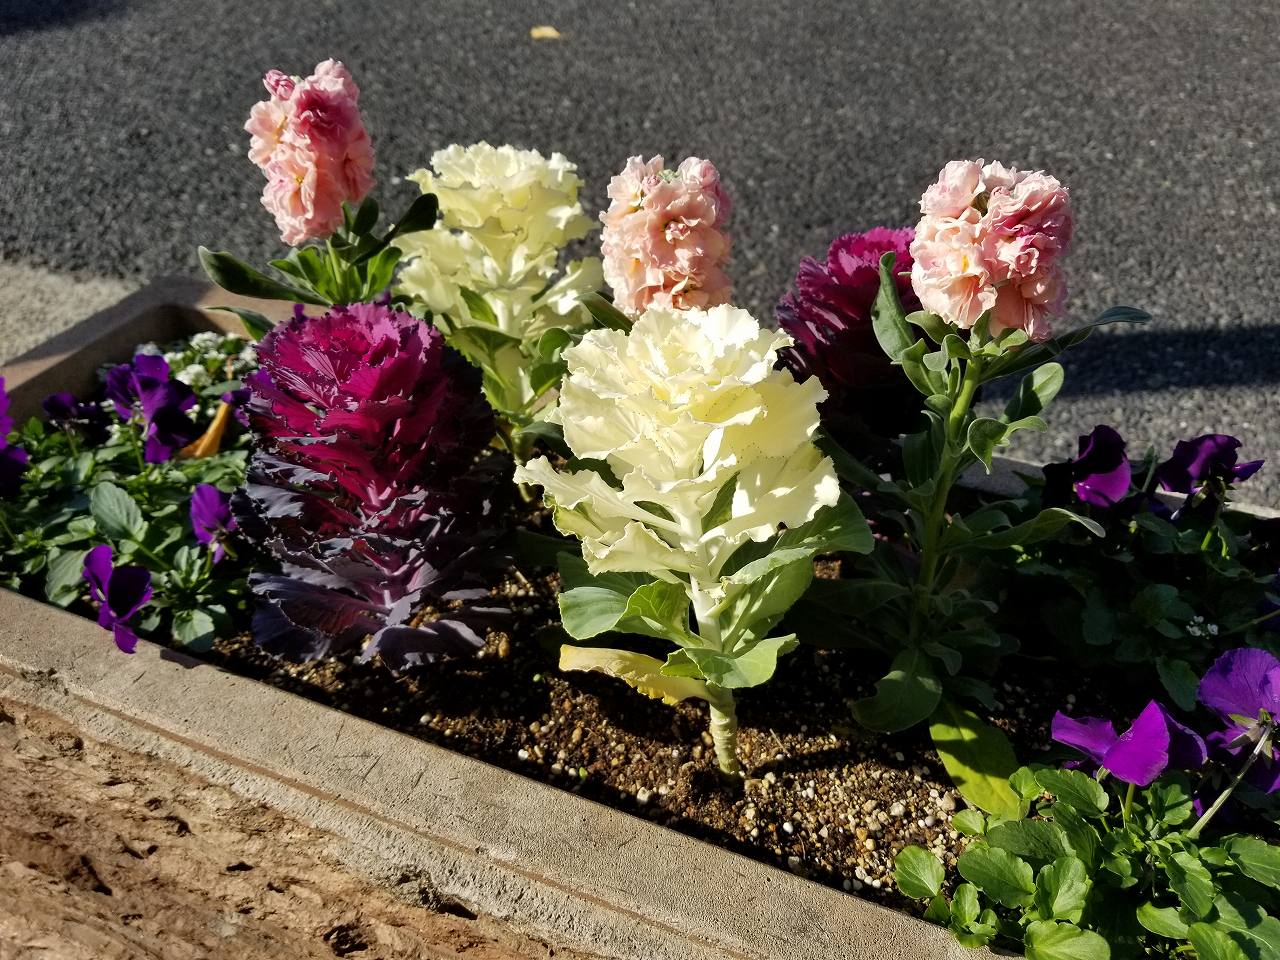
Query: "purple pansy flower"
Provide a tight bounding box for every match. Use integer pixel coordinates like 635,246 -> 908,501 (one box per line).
43,391 -> 111,446
776,227 -> 922,439
1052,700 -> 1207,786
1042,425 -> 1133,507
190,484 -> 237,563
0,378 -> 28,499
1155,434 -> 1263,495
221,387 -> 251,427
82,544 -> 153,653
105,354 -> 200,463
1197,647 -> 1280,794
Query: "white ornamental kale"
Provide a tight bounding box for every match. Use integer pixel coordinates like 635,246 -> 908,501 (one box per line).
396,143 -> 604,428
515,304 -> 872,773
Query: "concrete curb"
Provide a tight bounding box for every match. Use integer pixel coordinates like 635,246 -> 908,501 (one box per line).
0,592 -> 972,960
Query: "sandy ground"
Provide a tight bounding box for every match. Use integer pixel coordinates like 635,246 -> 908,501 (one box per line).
0,699 -> 601,960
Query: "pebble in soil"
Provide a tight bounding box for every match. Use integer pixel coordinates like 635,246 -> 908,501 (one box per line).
202,549 -> 1123,911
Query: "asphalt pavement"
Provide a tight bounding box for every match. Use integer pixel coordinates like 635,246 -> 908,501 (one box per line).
2,0 -> 1278,502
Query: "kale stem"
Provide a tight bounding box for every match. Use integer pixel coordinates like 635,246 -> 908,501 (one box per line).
1187,724 -> 1273,839
707,691 -> 742,776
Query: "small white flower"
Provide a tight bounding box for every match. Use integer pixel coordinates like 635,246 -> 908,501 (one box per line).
176,364 -> 212,389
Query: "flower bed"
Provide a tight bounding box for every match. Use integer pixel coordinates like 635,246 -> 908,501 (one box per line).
4,59 -> 1280,960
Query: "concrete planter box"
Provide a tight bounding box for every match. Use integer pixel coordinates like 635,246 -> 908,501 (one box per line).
0,281 -> 975,960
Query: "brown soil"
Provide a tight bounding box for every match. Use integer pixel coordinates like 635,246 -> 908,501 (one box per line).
202,548 -> 1101,909
0,701 -> 602,960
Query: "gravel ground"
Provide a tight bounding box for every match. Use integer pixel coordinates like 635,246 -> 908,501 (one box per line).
2,0 -> 1278,501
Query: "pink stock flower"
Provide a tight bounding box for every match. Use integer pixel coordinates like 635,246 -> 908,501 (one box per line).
600,155 -> 732,316
910,160 -> 1072,340
244,59 -> 375,246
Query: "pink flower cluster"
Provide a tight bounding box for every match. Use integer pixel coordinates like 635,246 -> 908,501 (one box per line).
600,156 -> 732,316
245,60 -> 375,246
909,160 -> 1073,341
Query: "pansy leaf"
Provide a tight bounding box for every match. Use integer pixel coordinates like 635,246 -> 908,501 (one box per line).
1213,892 -> 1280,958
987,820 -> 1074,864
957,844 -> 1035,908
1135,903 -> 1189,939
1227,836 -> 1280,891
44,547 -> 88,608
923,894 -> 951,925
1187,924 -> 1249,960
1156,656 -> 1201,712
1034,858 -> 1090,924
894,845 -> 945,899
172,608 -> 217,651
1035,768 -> 1109,818
1165,851 -> 1216,918
1024,920 -> 1110,960
91,482 -> 147,542
929,700 -> 1021,817
851,647 -> 942,732
953,809 -> 987,837
950,883 -> 981,929
559,645 -> 709,705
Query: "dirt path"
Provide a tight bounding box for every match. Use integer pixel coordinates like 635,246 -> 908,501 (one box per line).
0,700 -> 601,960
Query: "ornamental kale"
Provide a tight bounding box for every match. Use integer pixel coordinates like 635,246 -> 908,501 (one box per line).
234,301 -> 507,671
776,227 -> 923,444
514,304 -> 871,775
896,655 -> 1280,959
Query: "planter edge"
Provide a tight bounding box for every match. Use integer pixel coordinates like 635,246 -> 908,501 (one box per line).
0,591 -> 973,960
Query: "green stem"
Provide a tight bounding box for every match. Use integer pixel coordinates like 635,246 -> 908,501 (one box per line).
1121,781 -> 1135,827
326,239 -> 348,304
1188,725 -> 1272,839
125,418 -> 147,473
707,691 -> 741,776
0,507 -> 13,542
908,357 -> 983,642
1224,606 -> 1280,637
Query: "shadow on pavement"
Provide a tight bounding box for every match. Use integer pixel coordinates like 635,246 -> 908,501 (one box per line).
0,0 -> 125,34
1048,324 -> 1280,397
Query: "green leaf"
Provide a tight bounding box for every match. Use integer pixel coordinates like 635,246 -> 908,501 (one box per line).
580,291 -> 631,331
559,646 -> 709,706
987,820 -> 1075,864
851,647 -> 942,732
1135,903 -> 1189,939
1156,656 -> 1201,712
923,894 -> 951,925
557,556 -> 691,644
44,547 -> 87,608
197,247 -> 328,305
1051,811 -> 1099,870
894,845 -> 945,899
683,634 -> 798,690
963,507 -> 1104,551
458,287 -> 500,327
701,473 -> 739,534
172,609 -> 216,651
348,195 -> 380,236
1165,851 -> 1216,918
1213,892 -> 1280,958
870,251 -> 914,361
929,700 -> 1021,817
906,310 -> 949,345
1187,923 -> 1249,960
1035,769 -> 1109,818
1024,920 -> 1111,960
953,809 -> 987,836
1035,857 -> 1090,923
621,580 -> 693,643
951,883 -> 981,928
956,843 -> 1035,908
385,192 -> 440,240
1228,836 -> 1280,891
91,482 -> 147,542
208,305 -> 276,341
966,417 -> 1009,470
1004,362 -> 1064,422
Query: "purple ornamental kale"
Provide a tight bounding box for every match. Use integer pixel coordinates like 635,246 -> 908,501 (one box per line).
105,354 -> 200,462
43,391 -> 111,446
234,302 -> 506,671
0,377 -> 28,498
1052,700 -> 1206,786
776,227 -> 922,440
1155,434 -> 1263,494
190,484 -> 238,563
1042,425 -> 1133,507
82,544 -> 152,653
1197,647 -> 1280,794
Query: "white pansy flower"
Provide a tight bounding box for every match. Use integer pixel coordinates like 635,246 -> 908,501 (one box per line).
516,304 -> 839,580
